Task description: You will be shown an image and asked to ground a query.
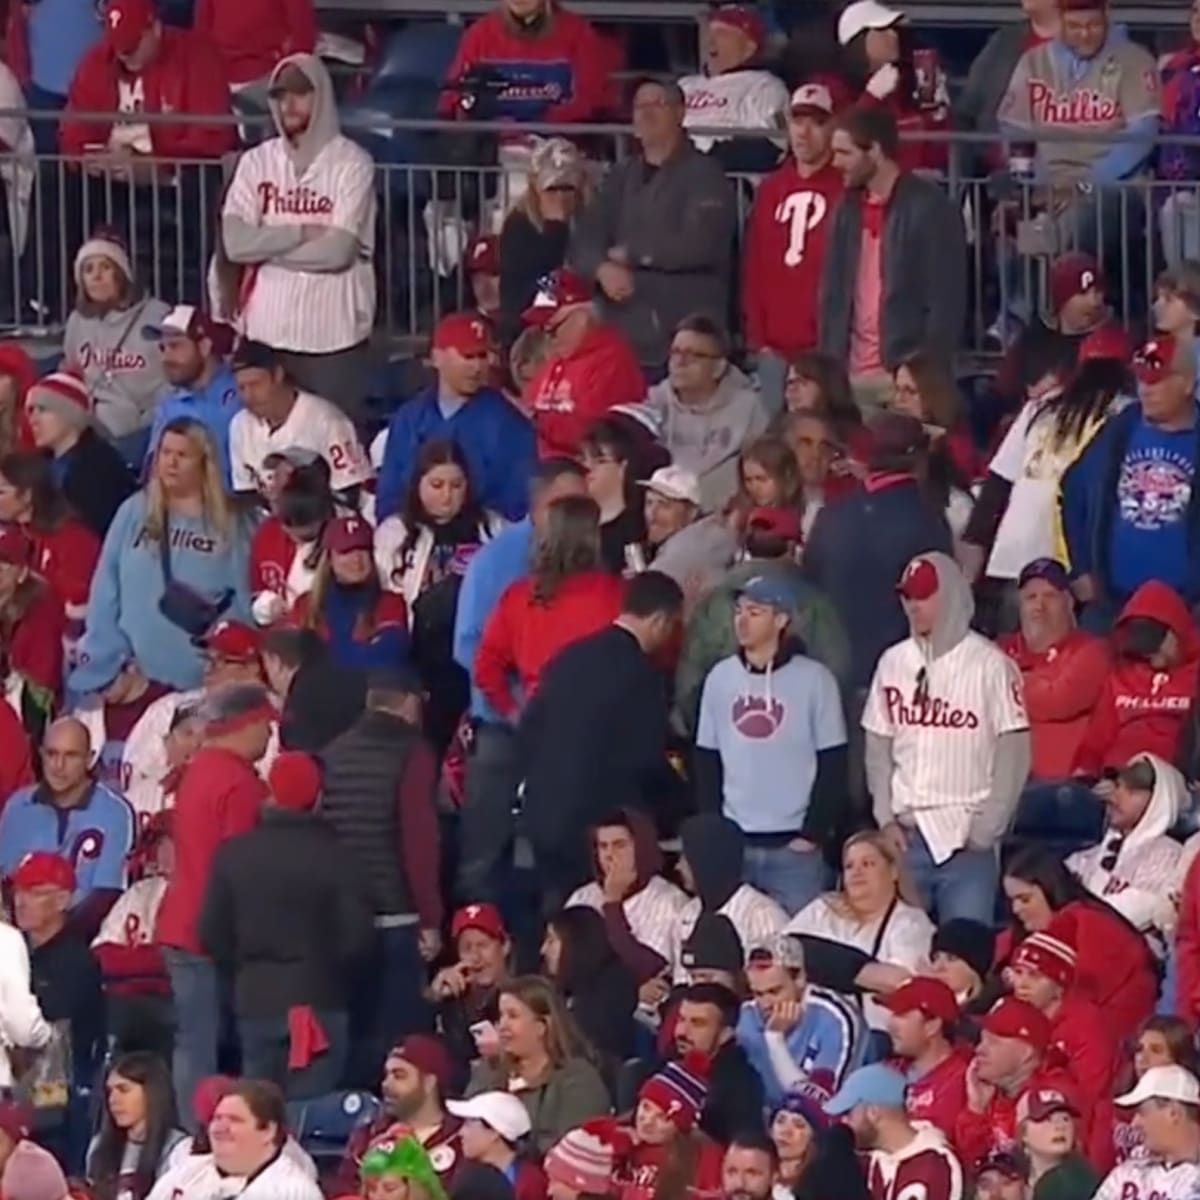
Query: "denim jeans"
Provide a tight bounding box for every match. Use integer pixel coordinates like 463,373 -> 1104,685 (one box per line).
754,350 -> 789,419
239,1009 -> 349,1100
456,723 -> 520,904
1160,190 -> 1200,268
903,829 -> 998,924
164,948 -> 220,1129
743,842 -> 828,916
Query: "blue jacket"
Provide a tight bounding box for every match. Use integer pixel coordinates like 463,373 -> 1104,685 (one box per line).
453,518 -> 533,722
144,365 -> 242,489
735,986 -> 866,1109
0,782 -> 134,904
85,493 -> 254,690
375,387 -> 535,523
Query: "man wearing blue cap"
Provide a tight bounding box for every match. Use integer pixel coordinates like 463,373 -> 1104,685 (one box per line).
695,573 -> 846,915
826,1063 -> 964,1200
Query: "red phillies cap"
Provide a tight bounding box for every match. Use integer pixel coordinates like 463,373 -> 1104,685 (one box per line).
897,557 -> 939,601
466,235 -> 499,276
197,620 -> 261,663
11,852 -> 76,893
1058,0 -> 1105,10
0,524 -> 32,568
708,4 -> 766,47
433,313 -> 492,356
981,997 -> 1051,1053
880,977 -> 960,1025
1077,322 -> 1132,366
104,0 -> 157,56
324,515 -> 373,554
451,903 -> 507,943
746,506 -> 802,542
1049,251 -> 1102,312
1021,1088 -> 1079,1122
1133,334 -> 1180,386
521,269 -> 592,327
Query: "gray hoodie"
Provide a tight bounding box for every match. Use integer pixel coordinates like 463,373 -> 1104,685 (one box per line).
650,514 -> 737,599
63,295 -> 170,437
643,365 -> 768,513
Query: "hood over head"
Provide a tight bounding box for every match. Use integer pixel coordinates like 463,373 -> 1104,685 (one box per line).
680,812 -> 744,911
1115,752 -> 1186,853
590,805 -> 662,890
899,551 -> 973,660
1113,581 -> 1200,664
268,54 -> 340,174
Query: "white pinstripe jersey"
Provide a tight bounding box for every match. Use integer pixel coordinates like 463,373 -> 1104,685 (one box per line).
566,876 -> 690,965
146,1151 -> 323,1200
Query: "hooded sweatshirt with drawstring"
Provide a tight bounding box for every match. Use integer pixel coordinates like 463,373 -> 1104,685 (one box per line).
221,54 -> 376,354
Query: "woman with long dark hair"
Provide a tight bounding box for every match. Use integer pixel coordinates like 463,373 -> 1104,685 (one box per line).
87,1053 -> 185,1200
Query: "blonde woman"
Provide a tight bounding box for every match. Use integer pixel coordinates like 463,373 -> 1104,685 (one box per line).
83,418 -> 254,690
785,831 -> 933,1034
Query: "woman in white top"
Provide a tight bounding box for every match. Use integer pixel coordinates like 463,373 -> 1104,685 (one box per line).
786,830 -> 933,1032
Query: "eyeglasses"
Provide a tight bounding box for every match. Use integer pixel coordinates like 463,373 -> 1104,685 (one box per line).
669,348 -> 720,364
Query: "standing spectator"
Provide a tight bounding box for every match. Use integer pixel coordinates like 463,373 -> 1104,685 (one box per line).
62,233 -> 169,445
221,55 -> 376,420
892,351 -> 982,494
571,78 -> 736,377
1159,6 -> 1200,268
23,372 -> 136,539
643,316 -> 768,514
519,572 -> 682,904
819,107 -> 966,415
376,315 -> 534,523
85,419 -> 253,691
744,83 -> 844,414
522,270 -> 646,460
642,466 -> 737,599
863,553 -> 1031,923
0,524 -> 65,710
677,5 -> 788,172
695,573 -> 846,915
229,340 -> 371,499
201,751 -> 373,1098
155,682 -> 272,1124
193,0 -> 315,94
580,419 -> 651,575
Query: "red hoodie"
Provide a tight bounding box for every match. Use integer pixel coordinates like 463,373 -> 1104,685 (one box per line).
193,0 -> 316,85
0,699 -> 34,813
1073,581 -> 1200,775
1171,851 -> 1200,1031
527,324 -> 646,460
1045,994 -> 1117,1171
60,27 -> 235,160
7,580 -> 65,700
27,520 -> 101,641
614,1137 -> 724,1200
474,571 -> 624,718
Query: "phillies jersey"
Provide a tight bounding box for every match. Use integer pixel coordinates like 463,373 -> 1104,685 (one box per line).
743,159 -> 844,358
679,68 -> 789,153
905,1047 -> 970,1144
1092,1155 -> 1200,1200
866,1125 -> 963,1200
1000,37 -> 1159,180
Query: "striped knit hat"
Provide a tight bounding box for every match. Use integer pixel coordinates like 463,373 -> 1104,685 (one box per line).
25,372 -> 93,431
1012,928 -> 1077,989
544,1122 -> 628,1194
639,1052 -> 711,1132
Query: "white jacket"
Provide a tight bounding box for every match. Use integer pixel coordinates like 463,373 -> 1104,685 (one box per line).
148,1150 -> 322,1200
0,922 -> 51,1087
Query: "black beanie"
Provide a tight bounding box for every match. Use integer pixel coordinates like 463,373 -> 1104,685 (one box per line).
931,918 -> 995,985
681,913 -> 744,974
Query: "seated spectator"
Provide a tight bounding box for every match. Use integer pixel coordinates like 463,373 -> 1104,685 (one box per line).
572,77 -> 736,377
642,466 -> 737,601
894,350 -> 981,487
361,1136 -> 450,1200
787,831 -> 933,1033
1110,1018 -> 1199,1164
819,108 -> 966,415
220,55 -> 375,420
465,235 -> 502,332
1101,1067 -> 1200,1200
0,700 -> 33,815
679,912 -> 744,993
643,316 -> 768,514
1153,263 -> 1200,379
86,418 -> 253,691
779,412 -> 858,541
498,139 -> 587,347
542,1125 -> 623,1200
678,5 -> 787,172
672,813 -> 787,978
466,976 -> 610,1154
720,1132 -> 781,1200
446,1092 -> 541,1198
474,494 -> 622,721
1018,1089 -> 1099,1200
744,84 -> 844,415
0,524 -> 65,712
291,516 -> 409,674
24,372 -> 136,539
0,719 -> 133,927
580,419 -> 650,574
973,1151 -> 1028,1200
770,1077 -> 855,1200
143,307 -> 240,490
1160,16 -> 1200,268
376,316 -> 533,525
193,0 -> 315,92
542,906 -> 638,1063
0,903 -> 50,1091
737,933 -> 865,1107
925,918 -> 995,1011
60,0 -> 233,165
783,352 -> 867,458
438,0 -> 614,124
1073,581 -> 1199,774
733,435 -> 801,522
522,270 -> 646,460
86,1051 -> 185,1199
0,348 -> 37,456
230,341 -> 371,500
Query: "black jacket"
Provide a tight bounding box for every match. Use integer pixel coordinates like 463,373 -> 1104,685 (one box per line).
498,209 -> 570,346
59,429 -> 137,538
700,1039 -> 766,1144
199,809 -> 374,1017
31,926 -> 105,1085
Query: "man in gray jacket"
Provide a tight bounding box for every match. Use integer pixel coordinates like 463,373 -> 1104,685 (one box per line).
571,78 -> 737,378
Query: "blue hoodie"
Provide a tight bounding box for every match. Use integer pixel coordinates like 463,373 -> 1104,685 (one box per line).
143,365 -> 243,489
85,492 -> 254,690
376,386 -> 535,522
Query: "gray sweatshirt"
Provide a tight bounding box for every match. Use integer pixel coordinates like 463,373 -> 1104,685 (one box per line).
63,295 -> 170,437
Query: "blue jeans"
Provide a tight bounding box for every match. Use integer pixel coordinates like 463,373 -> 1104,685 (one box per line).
239,1010 -> 349,1100
754,350 -> 789,419
164,948 -> 220,1130
903,829 -> 998,925
743,842 -> 828,917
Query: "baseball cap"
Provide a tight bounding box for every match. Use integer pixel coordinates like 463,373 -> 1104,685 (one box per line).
231,339 -> 281,373
1133,334 -> 1183,386
746,506 -> 802,542
69,634 -> 133,695
521,269 -> 592,327
880,978 -> 959,1025
324,515 -> 373,554
837,0 -> 904,45
1019,1088 -> 1079,1123
981,997 -> 1051,1054
824,1064 -> 907,1116
1017,557 -> 1071,592
897,556 -> 939,601
531,138 -> 583,192
975,1151 -> 1028,1181
1049,252 -> 1102,312
708,4 -> 766,48
451,903 -> 508,943
868,411 -> 930,469
144,305 -> 234,354
1116,1065 -> 1200,1108
433,313 -> 492,356
446,1093 -> 532,1143
640,465 -> 701,507
195,620 -> 262,663
465,235 -> 499,276
789,83 -> 834,117
735,574 -> 797,613
1078,323 -> 1132,366
0,525 -> 31,568
390,1035 -> 455,1095
746,933 -> 806,972
10,852 -> 76,893
104,0 -> 156,56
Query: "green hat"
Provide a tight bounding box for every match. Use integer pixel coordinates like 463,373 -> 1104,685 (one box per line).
361,1135 -> 449,1200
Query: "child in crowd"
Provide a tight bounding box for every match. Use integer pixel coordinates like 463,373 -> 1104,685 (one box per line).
447,1092 -> 546,1200
1018,1089 -> 1099,1200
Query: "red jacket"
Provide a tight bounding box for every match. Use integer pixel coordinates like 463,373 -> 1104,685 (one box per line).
0,345 -> 39,451
28,520 -> 100,639
742,159 -> 844,358
60,27 -> 235,160
474,571 -> 624,718
0,699 -> 34,814
1073,581 -> 1200,775
905,1046 -> 970,1144
155,747 -> 267,953
1173,851 -> 1200,1031
614,1137 -> 724,1200
527,324 -> 646,460
193,0 -> 316,85
251,517 -> 298,599
999,629 -> 1110,780
1046,995 -> 1117,1172
7,581 -> 65,700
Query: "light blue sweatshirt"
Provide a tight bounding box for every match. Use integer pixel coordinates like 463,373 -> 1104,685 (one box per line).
28,0 -> 101,97
143,364 -> 243,489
